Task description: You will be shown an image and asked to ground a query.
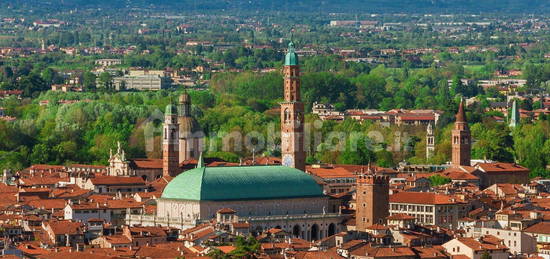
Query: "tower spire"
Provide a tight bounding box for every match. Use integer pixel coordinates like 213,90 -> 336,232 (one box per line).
509,99 -> 520,128
451,99 -> 471,167
196,152 -> 204,168
163,104 -> 180,177
281,40 -> 305,171
456,99 -> 466,123
426,123 -> 435,160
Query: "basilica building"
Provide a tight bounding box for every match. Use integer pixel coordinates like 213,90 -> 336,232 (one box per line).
126,42 -> 346,241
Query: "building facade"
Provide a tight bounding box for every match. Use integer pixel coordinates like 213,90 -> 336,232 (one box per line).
389,192 -> 469,229
355,175 -> 389,231
127,164 -> 344,241
113,74 -> 170,91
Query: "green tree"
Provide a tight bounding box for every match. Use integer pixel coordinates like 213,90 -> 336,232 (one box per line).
98,72 -> 114,90
229,236 -> 260,259
82,72 -> 97,90
338,135 -> 375,165
428,175 -> 451,186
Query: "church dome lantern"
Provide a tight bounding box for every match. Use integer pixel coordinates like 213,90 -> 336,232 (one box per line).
284,42 -> 299,66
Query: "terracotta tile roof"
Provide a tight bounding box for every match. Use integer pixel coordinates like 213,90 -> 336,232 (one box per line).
454,237 -> 508,251
475,162 -> 529,173
134,246 -> 189,258
351,245 -> 416,258
27,199 -> 66,210
19,177 -> 69,186
294,250 -> 344,259
335,164 -> 397,174
306,166 -> 356,179
17,243 -> 50,256
230,222 -> 249,229
399,115 -> 435,121
128,226 -> 168,237
390,192 -> 464,205
52,187 -> 91,199
87,194 -> 114,202
36,251 -> 117,259
134,191 -> 160,199
104,235 -> 131,244
267,228 -> 284,234
0,193 -> 17,208
187,228 -> 215,241
340,240 -> 367,250
180,224 -> 211,236
524,222 -> 550,235
480,235 -> 503,245
451,255 -> 470,259
242,156 -> 282,166
411,246 -> 447,259
149,176 -> 172,192
45,220 -> 83,235
440,169 -> 479,180
217,208 -> 236,214
90,176 -> 145,185
106,199 -> 143,209
216,245 -> 236,254
493,184 -> 525,195
130,158 -> 163,169
70,248 -> 135,258
20,188 -> 52,194
367,224 -> 389,230
0,183 -> 17,193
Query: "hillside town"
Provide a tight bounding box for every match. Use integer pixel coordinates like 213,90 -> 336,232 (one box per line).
0,43 -> 546,259
1,1 -> 550,258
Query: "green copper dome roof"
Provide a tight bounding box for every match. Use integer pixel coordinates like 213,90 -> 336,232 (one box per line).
161,165 -> 323,201
284,42 -> 299,66
165,104 -> 177,116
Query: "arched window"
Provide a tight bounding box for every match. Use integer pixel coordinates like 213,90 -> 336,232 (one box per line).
284,108 -> 290,123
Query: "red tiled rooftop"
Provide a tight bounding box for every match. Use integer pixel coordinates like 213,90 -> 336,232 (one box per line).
524,222 -> 550,235
130,158 -> 163,169
90,176 -> 145,185
475,162 -> 529,173
387,213 -> 416,220
390,192 -> 464,205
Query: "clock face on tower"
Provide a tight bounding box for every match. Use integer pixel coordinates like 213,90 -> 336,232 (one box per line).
282,154 -> 294,167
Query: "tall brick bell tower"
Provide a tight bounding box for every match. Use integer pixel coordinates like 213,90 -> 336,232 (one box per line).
280,42 -> 305,171
451,99 -> 471,167
163,104 -> 180,177
356,174 -> 390,231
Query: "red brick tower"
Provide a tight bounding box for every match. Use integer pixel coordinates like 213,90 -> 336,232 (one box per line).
356,175 -> 389,231
451,99 -> 471,167
281,42 -> 305,171
163,104 -> 180,177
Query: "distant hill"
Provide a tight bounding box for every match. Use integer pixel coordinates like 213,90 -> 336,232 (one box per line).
6,0 -> 550,14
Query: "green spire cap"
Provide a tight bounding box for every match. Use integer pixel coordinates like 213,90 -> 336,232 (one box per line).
509,100 -> 520,128
284,42 -> 298,66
